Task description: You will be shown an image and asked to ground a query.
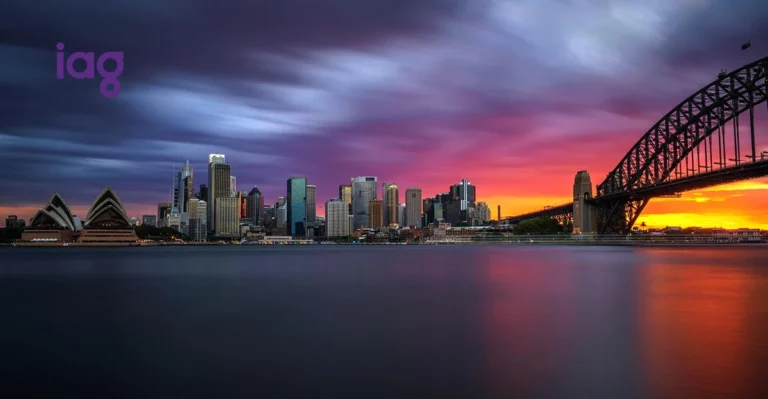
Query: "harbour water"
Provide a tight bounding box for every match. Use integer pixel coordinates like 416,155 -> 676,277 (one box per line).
1,245 -> 767,398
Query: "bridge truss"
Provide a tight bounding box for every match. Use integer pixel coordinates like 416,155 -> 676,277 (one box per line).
595,56 -> 768,234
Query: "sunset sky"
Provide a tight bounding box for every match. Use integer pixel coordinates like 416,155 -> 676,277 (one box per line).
1,0 -> 768,229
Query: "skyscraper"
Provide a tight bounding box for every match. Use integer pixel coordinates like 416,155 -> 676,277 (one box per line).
398,204 -> 406,228
215,197 -> 239,237
230,176 -> 237,197
476,202 -> 491,223
306,184 -> 316,230
339,184 -> 352,215
286,177 -> 307,236
339,185 -> 352,205
173,160 -> 194,213
351,176 -> 377,231
187,198 -> 206,241
325,199 -> 350,237
382,183 -> 398,226
369,200 -> 383,229
405,188 -> 422,228
450,179 -> 476,222
207,154 -> 230,231
157,202 -> 171,227
198,184 -> 208,202
247,187 -> 264,225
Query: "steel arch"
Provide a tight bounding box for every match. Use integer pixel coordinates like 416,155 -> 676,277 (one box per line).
597,56 -> 768,198
593,56 -> 768,234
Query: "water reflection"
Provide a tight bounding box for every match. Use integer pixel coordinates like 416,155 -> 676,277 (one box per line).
638,248 -> 768,399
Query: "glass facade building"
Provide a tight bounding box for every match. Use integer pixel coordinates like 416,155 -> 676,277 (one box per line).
286,177 -> 307,236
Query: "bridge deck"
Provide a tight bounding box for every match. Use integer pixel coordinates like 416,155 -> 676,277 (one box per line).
598,160 -> 768,201
504,203 -> 573,223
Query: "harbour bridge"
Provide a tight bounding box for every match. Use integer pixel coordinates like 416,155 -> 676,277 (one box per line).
503,55 -> 768,235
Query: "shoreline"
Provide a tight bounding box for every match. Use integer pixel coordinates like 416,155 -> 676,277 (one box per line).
3,241 -> 767,248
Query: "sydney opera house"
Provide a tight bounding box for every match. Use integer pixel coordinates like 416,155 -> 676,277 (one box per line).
22,187 -> 138,243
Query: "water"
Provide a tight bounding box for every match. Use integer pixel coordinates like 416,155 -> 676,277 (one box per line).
1,245 -> 767,398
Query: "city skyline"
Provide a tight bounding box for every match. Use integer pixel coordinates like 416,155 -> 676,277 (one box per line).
2,1 -> 768,229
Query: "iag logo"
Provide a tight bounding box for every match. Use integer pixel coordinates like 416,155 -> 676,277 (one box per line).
56,43 -> 123,98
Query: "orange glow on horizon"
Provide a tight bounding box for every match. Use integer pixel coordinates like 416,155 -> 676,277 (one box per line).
3,178 -> 768,229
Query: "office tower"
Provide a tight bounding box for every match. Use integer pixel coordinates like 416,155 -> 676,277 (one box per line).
306,184 -> 316,230
451,179 -> 476,210
188,198 -> 199,231
239,192 -> 249,219
339,185 -> 352,206
230,191 -> 242,219
276,204 -> 287,229
173,160 -> 193,213
476,202 -> 491,223
325,199 -> 350,237
141,215 -> 156,227
215,197 -> 239,237
339,184 -> 353,215
207,154 -> 230,231
447,179 -> 476,222
286,177 -> 307,236
157,202 -> 171,227
398,204 -> 406,228
188,198 -> 200,218
405,188 -> 422,228
247,187 -> 264,225
383,183 -> 398,226
276,196 -> 285,208
198,184 -> 208,202
187,198 -> 207,241
263,205 -> 274,226
369,200 -> 383,229
230,176 -> 237,197
351,176 -> 377,231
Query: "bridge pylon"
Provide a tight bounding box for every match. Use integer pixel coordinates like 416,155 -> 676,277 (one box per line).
572,170 -> 598,235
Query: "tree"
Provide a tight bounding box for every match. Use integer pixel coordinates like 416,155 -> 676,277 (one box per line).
512,217 -> 562,235
135,225 -> 191,241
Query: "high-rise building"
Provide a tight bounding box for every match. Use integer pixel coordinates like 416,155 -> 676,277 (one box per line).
383,183 -> 398,226
247,187 -> 264,225
215,197 -> 239,237
141,215 -> 156,227
240,192 -> 249,219
230,176 -> 237,197
325,199 -> 350,237
369,200 -> 383,229
306,184 -> 316,230
398,204 -> 406,228
276,204 -> 287,230
448,179 -> 476,222
405,188 -> 422,228
173,160 -> 194,213
351,176 -> 377,231
476,202 -> 491,223
276,196 -> 285,208
339,185 -> 352,206
198,184 -> 208,202
157,202 -> 171,227
187,198 -> 207,241
207,154 -> 230,231
286,177 -> 307,236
